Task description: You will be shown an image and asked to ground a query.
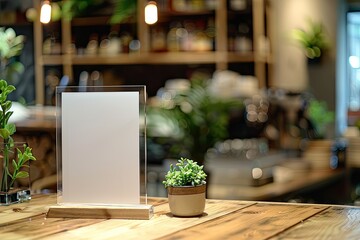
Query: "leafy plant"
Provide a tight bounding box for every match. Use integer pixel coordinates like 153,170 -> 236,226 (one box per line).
61,0 -> 136,24
307,99 -> 334,139
0,28 -> 25,84
292,20 -> 329,59
163,157 -> 207,188
0,80 -> 36,192
109,0 -> 137,24
148,78 -> 242,163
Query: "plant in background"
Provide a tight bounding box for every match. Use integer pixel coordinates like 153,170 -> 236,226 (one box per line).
148,78 -> 243,163
307,99 -> 334,139
292,19 -> 329,60
163,157 -> 207,188
26,0 -> 136,24
0,80 -> 36,193
0,28 -> 24,85
61,0 -> 136,24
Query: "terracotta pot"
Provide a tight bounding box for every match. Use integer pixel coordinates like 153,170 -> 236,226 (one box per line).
167,184 -> 206,217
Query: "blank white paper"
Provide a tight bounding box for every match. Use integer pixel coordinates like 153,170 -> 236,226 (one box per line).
61,91 -> 140,205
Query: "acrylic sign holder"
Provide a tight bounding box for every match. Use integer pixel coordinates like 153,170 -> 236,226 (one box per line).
47,85 -> 152,219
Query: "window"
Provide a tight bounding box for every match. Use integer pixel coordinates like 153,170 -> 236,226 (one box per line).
347,12 -> 360,111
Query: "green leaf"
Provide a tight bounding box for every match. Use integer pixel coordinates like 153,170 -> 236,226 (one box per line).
163,157 -> 207,188
6,85 -> 16,94
4,101 -> 12,112
5,167 -> 11,176
12,159 -> 18,170
4,111 -> 13,124
7,62 -> 24,75
8,137 -> 14,147
0,80 -> 6,89
15,171 -> 29,179
109,0 -> 136,24
0,128 -> 10,139
6,123 -> 16,135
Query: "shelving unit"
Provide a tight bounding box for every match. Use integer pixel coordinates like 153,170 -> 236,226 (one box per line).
33,0 -> 273,105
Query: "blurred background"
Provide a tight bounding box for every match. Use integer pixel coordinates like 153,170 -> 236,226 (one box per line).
1,0 -> 360,205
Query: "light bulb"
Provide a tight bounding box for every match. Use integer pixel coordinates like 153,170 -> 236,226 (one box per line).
40,1 -> 52,24
145,1 -> 158,25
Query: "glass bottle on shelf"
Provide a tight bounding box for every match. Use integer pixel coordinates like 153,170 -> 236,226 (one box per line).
234,23 -> 252,52
151,27 -> 167,52
99,31 -> 121,55
230,0 -> 247,11
167,22 -> 182,51
120,33 -> 133,53
85,33 -> 98,55
171,0 -> 187,12
43,34 -> 61,55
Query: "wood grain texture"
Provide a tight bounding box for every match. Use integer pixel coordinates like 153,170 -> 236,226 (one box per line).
0,194 -> 55,225
159,203 -> 328,240
39,200 -> 254,240
0,196 -> 166,240
270,205 -> 360,240
1,195 -> 360,240
46,204 -> 154,220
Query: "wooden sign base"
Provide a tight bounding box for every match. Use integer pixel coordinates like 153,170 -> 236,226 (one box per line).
46,204 -> 154,220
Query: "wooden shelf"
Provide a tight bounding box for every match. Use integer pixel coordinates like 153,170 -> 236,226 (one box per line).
71,52 -> 220,65
39,52 -> 260,66
33,0 -> 273,105
227,52 -> 255,62
40,55 -> 63,65
158,10 -> 215,18
71,16 -> 135,26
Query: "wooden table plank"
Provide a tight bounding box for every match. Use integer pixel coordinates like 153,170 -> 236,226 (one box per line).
0,195 -> 55,225
38,200 -> 254,240
159,203 -> 328,240
0,216 -> 105,240
0,195 -> 105,240
0,195 -> 169,240
270,205 -> 360,239
2,195 -> 360,239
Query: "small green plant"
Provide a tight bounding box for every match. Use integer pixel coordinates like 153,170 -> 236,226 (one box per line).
307,99 -> 334,139
61,0 -> 136,24
292,20 -> 329,59
148,78 -> 242,164
0,80 -> 36,192
0,27 -> 24,84
163,157 -> 207,188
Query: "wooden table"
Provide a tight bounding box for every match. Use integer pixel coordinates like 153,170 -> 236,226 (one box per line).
1,195 -> 360,239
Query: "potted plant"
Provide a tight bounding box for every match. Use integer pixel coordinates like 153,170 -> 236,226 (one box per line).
292,19 -> 329,62
0,80 -> 36,205
148,78 -> 242,164
60,0 -> 136,24
303,99 -> 335,169
307,99 -> 334,139
163,157 -> 207,217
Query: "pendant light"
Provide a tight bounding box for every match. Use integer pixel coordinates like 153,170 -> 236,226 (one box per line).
40,0 -> 52,24
145,1 -> 158,25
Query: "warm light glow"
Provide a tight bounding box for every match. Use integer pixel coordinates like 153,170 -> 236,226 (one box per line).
252,168 -> 263,179
145,1 -> 158,25
40,1 -> 52,24
349,56 -> 360,69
